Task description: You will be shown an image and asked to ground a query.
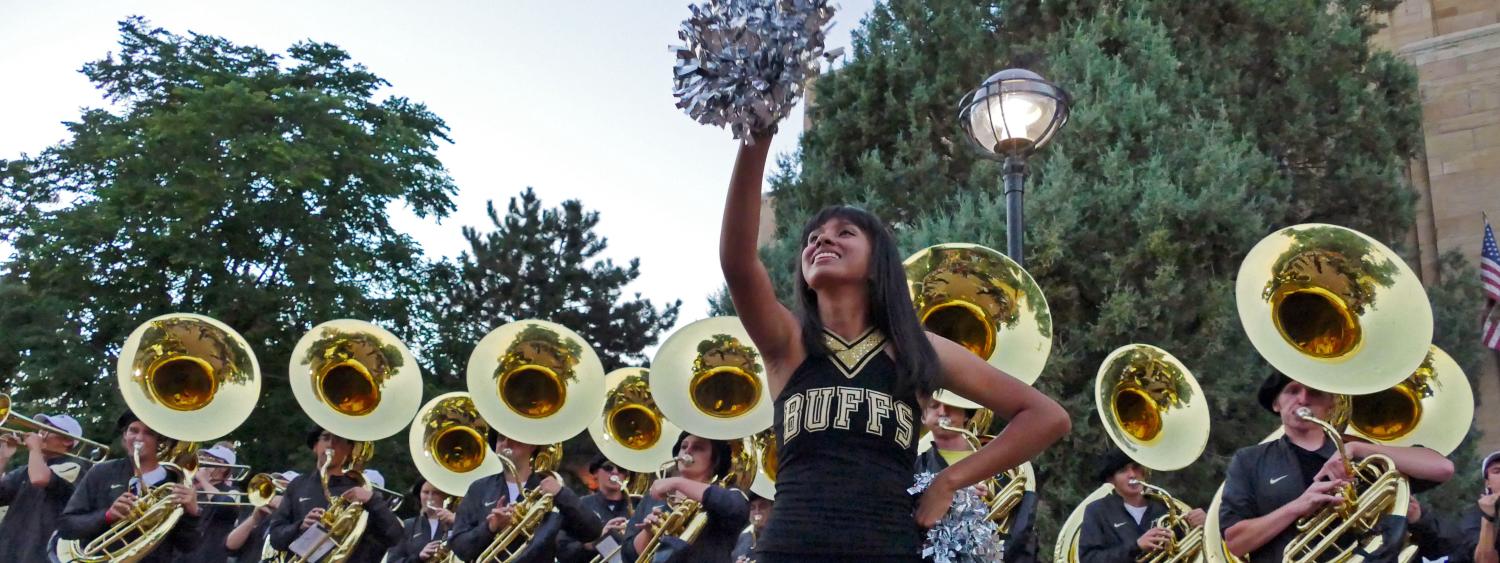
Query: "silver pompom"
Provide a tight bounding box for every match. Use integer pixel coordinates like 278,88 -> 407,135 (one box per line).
910,472 -> 1004,563
671,0 -> 837,142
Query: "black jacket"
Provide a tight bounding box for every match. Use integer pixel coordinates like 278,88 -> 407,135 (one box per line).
266,472 -> 404,563
449,471 -> 604,563
915,444 -> 1039,563
1220,435 -> 1407,563
225,515 -> 272,562
1078,493 -> 1169,563
620,485 -> 749,563
386,515 -> 451,563
179,482 -> 245,562
1450,507 -> 1500,563
56,458 -> 202,563
0,455 -> 82,563
558,492 -> 635,563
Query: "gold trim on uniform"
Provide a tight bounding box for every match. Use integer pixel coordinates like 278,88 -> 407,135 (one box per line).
822,328 -> 887,379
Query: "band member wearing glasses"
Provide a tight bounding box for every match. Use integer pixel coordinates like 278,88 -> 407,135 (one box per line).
721,131 -> 1070,562
57,410 -> 202,563
1453,451 -> 1500,563
387,478 -> 457,563
558,455 -> 636,563
621,433 -> 749,563
267,426 -> 403,563
449,433 -> 603,563
0,412 -> 84,563
916,397 -> 1041,562
1078,448 -> 1205,563
1219,373 -> 1454,563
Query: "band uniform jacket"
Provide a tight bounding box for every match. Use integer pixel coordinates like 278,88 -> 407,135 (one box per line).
915,444 -> 1039,563
179,482 -> 245,562
1449,507 -> 1500,563
557,492 -> 635,563
619,485 -> 749,563
56,458 -> 202,563
1078,493 -> 1169,563
449,471 -> 604,563
0,454 -> 83,563
266,472 -> 404,563
386,515 -> 451,563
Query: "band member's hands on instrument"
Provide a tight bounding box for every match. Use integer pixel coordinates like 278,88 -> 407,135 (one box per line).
418,540 -> 443,560
0,410 -> 86,563
485,505 -> 514,532
603,516 -> 628,535
1183,508 -> 1206,529
0,432 -> 19,457
302,507 -> 327,530
636,506 -> 664,531
433,506 -> 456,527
538,475 -> 562,496
1136,527 -> 1171,551
1462,452 -> 1500,563
342,485 -> 374,504
1482,491 -> 1499,520
170,482 -> 201,516
106,491 -> 137,523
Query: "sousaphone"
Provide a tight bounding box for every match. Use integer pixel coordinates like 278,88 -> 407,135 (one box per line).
587,368 -> 683,475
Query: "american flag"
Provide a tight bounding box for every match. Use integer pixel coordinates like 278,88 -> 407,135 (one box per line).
1483,218 -> 1500,350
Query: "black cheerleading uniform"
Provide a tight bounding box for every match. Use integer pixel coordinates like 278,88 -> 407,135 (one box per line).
754,328 -> 923,562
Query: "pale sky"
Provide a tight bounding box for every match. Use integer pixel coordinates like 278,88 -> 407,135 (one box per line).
0,0 -> 877,338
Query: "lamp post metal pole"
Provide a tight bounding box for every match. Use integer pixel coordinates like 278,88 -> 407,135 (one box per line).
1003,155 -> 1027,267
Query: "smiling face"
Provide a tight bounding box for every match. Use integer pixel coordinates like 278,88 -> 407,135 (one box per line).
800,217 -> 873,291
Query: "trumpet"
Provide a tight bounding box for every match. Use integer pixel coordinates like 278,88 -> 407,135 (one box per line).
0,394 -> 111,463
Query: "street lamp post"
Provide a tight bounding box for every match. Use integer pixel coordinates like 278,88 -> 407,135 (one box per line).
958,68 -> 1071,267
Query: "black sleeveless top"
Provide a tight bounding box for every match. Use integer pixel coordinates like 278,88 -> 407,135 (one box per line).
755,329 -> 922,556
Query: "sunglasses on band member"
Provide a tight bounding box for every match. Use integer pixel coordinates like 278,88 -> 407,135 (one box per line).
599,464 -> 625,473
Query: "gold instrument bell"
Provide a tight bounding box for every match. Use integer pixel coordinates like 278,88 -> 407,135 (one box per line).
466,319 -> 606,445
649,316 -> 772,441
587,368 -> 683,473
289,319 -> 424,441
118,313 -> 262,442
749,429 -> 777,501
409,392 -> 503,497
1095,344 -> 1209,472
1236,224 -> 1433,395
904,243 -> 1052,385
1347,345 -> 1473,456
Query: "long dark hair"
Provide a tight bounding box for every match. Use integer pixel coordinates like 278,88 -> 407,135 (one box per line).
794,206 -> 940,397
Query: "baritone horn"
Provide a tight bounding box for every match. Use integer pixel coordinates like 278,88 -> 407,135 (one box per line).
62,313 -> 261,563
0,394 -> 111,462
466,319 -> 606,563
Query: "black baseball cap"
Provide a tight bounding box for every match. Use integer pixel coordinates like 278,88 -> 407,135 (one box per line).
1093,448 -> 1136,484
1257,371 -> 1294,413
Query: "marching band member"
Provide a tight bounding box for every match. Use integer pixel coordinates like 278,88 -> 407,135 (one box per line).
621,433 -> 748,563
57,410 -> 202,562
448,433 -> 602,563
1077,449 -> 1204,563
720,132 -> 1070,562
915,398 -> 1039,562
266,426 -> 403,563
0,412 -> 84,563
731,491 -> 773,562
224,470 -> 294,561
557,455 -> 635,563
1220,373 -> 1454,562
1454,450 -> 1500,563
182,442 -> 243,562
386,478 -> 457,563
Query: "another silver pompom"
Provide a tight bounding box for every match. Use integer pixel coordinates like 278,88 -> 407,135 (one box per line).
910,472 -> 1004,563
671,0 -> 837,142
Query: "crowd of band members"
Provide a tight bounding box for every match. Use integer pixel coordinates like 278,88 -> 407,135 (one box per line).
3,394 -> 1499,563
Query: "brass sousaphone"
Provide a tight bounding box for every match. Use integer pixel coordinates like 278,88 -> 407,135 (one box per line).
409,392 -> 502,563
1056,344 -> 1209,563
286,319 -> 424,563
60,313 -> 261,563
465,319 -> 606,563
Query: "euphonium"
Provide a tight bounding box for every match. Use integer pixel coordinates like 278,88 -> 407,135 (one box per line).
466,319 -> 606,563
1284,407 -> 1412,563
286,319 -> 423,563
930,408 -> 1035,549
1056,344 -> 1209,563
63,313 -> 261,563
637,442 -> 757,563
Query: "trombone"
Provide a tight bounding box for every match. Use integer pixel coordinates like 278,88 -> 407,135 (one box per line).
197,473 -> 288,508
0,393 -> 111,463
197,453 -> 252,482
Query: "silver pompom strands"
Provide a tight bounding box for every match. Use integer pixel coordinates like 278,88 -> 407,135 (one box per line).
909,472 -> 1005,563
671,0 -> 838,142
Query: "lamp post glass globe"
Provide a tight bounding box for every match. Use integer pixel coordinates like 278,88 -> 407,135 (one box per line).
962,68 -> 1069,158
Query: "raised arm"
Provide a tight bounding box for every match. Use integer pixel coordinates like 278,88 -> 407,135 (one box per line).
720,134 -> 802,391
914,334 -> 1070,527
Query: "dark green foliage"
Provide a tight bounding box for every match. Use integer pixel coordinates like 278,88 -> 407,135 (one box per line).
760,0 -> 1474,551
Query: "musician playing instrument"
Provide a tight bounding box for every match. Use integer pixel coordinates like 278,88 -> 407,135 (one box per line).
621,433 -> 749,563
57,410 -> 203,562
182,442 -> 244,562
448,434 -> 603,563
916,399 -> 1040,562
731,491 -> 772,562
267,426 -> 403,563
0,412 -> 84,563
721,132 -> 1070,563
558,455 -> 635,563
386,479 -> 457,563
225,471 -> 293,560
1219,373 -> 1455,562
1077,449 -> 1205,563
1453,451 -> 1500,563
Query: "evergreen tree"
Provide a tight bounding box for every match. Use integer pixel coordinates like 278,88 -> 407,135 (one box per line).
0,17 -> 456,483
751,0 -> 1479,548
